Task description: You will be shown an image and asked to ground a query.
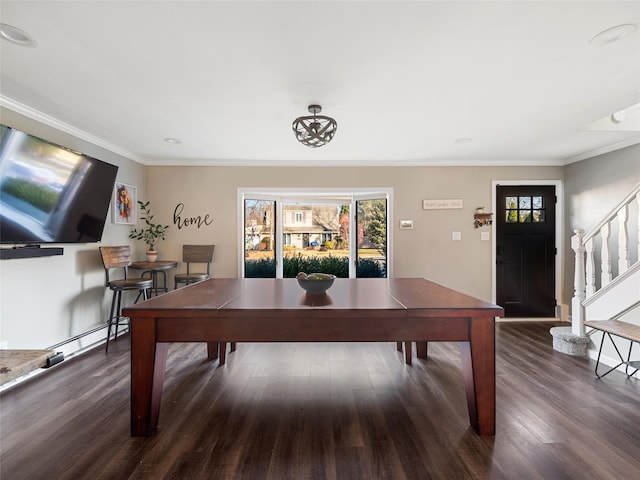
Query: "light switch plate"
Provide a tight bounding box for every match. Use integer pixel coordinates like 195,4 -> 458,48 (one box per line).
452,231 -> 462,241
481,232 -> 490,241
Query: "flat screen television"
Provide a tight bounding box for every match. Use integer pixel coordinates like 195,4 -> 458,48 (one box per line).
0,124 -> 119,244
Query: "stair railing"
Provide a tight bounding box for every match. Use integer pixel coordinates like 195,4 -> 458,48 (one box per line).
571,183 -> 640,335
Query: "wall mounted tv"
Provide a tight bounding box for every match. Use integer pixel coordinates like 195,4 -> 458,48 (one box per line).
0,124 -> 119,244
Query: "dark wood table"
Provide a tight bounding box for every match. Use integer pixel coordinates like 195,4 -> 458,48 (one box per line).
123,278 -> 503,437
130,260 -> 178,296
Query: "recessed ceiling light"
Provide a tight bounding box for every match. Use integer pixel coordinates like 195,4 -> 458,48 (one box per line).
454,137 -> 472,144
589,24 -> 637,46
0,23 -> 37,47
164,137 -> 181,144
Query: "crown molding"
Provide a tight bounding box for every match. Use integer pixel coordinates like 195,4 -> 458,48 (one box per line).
563,137 -> 640,165
145,155 -> 568,167
0,95 -> 146,164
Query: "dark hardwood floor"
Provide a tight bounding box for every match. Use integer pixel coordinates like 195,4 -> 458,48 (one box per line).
1,322 -> 639,479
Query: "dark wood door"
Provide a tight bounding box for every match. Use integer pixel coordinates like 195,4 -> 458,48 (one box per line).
496,185 -> 556,317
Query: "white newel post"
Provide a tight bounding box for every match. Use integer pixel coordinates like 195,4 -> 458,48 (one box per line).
571,229 -> 586,336
551,228 -> 592,355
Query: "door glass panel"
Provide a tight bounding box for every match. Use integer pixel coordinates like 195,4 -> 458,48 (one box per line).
519,197 -> 531,209
519,211 -> 532,222
244,199 -> 276,277
505,195 -> 546,224
505,196 -> 518,223
533,210 -> 544,222
356,198 -> 387,278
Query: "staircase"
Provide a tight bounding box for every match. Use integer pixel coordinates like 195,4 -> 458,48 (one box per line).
570,183 -> 640,373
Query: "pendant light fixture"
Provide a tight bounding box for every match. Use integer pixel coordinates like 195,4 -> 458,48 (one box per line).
292,104 -> 337,148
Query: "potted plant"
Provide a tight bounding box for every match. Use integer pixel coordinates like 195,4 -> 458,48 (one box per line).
129,200 -> 169,262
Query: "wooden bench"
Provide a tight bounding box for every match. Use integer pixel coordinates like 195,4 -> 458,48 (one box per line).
583,320 -> 640,379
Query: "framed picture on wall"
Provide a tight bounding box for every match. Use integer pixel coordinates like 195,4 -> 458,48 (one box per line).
113,182 -> 137,225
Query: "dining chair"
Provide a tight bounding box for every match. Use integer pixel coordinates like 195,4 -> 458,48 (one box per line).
99,246 -> 153,352
207,341 -> 237,365
174,244 -> 215,289
396,341 -> 428,365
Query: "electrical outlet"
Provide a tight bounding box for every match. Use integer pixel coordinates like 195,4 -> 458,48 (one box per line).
481,232 -> 490,241
452,231 -> 462,241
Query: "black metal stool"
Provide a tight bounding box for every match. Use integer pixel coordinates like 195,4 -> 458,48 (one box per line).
99,246 -> 153,352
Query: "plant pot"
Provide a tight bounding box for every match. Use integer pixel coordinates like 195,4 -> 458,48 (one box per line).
146,250 -> 158,262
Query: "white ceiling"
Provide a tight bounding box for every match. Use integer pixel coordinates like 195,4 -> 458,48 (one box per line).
1,1 -> 639,167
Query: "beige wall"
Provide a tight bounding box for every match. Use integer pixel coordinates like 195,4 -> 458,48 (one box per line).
146,165 -> 563,301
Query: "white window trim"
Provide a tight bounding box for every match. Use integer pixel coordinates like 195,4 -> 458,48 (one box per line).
238,187 -> 393,278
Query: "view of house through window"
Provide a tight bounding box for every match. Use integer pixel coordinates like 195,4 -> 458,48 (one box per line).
241,190 -> 390,278
244,199 -> 276,277
356,198 -> 388,278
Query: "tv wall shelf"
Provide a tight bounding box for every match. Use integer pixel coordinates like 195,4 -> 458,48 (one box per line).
0,247 -> 64,260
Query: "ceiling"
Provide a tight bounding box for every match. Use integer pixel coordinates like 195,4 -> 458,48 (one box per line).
1,1 -> 639,167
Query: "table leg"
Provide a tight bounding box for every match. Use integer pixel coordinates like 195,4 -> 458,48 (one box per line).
141,270 -> 169,296
131,316 -> 169,436
207,342 -> 219,359
219,342 -> 227,365
459,317 -> 495,435
404,341 -> 412,364
151,271 -> 158,296
416,341 -> 428,359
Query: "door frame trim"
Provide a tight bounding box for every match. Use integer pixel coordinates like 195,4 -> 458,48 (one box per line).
491,180 -> 564,318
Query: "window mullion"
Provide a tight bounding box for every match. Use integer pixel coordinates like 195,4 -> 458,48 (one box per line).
275,200 -> 283,278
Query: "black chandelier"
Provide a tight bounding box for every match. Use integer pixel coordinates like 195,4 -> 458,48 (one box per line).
292,104 -> 337,148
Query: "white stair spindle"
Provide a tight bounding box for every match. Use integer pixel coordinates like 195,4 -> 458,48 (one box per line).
617,205 -> 628,274
600,223 -> 611,287
585,236 -> 595,297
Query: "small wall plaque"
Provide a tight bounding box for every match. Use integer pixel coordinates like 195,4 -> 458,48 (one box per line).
423,198 -> 463,210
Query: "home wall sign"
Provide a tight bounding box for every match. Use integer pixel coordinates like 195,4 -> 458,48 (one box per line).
422,198 -> 463,210
173,203 -> 213,230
